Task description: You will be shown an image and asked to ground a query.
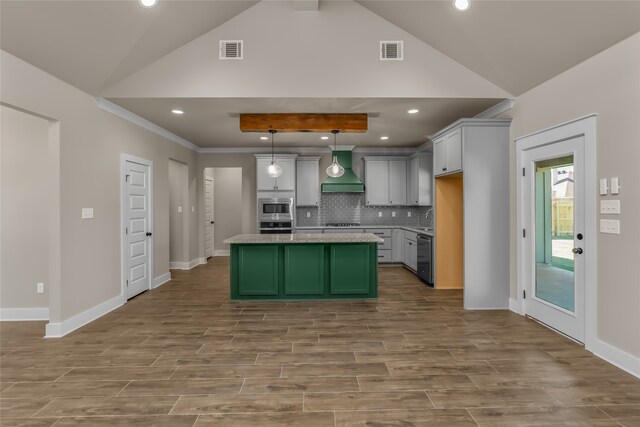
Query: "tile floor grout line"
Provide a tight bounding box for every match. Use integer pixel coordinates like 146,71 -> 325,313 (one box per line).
114,380 -> 132,397
465,407 -> 482,426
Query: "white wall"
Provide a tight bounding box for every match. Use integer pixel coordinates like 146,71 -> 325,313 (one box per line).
1,50 -> 198,326
502,32 -> 640,357
0,106 -> 50,311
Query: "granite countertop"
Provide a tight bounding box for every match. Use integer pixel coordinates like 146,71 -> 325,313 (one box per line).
224,233 -> 385,244
295,225 -> 434,236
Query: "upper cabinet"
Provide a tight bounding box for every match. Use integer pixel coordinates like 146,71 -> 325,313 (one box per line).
256,156 -> 296,191
408,154 -> 433,206
364,157 -> 407,206
296,157 -> 320,206
434,128 -> 462,176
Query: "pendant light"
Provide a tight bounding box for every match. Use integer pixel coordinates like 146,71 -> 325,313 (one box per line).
326,129 -> 345,178
266,129 -> 282,178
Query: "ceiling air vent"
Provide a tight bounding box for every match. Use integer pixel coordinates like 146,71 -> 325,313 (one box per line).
380,41 -> 403,61
219,40 -> 243,60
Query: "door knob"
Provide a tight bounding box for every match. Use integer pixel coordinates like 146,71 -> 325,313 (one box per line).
210,221 -> 214,224
572,247 -> 583,254
146,232 -> 152,237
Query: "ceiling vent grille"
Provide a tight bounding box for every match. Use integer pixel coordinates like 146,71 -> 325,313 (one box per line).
380,41 -> 403,61
220,40 -> 243,60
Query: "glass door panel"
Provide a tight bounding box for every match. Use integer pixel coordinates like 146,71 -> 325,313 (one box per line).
534,156 -> 575,312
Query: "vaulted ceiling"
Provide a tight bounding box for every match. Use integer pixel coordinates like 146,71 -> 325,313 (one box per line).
2,0 -> 639,148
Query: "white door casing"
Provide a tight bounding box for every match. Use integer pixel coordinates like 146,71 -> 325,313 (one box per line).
516,115 -> 597,348
205,176 -> 214,258
121,154 -> 153,300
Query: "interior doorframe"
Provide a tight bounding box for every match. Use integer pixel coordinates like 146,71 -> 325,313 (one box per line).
204,174 -> 215,259
120,153 -> 154,304
516,114 -> 597,349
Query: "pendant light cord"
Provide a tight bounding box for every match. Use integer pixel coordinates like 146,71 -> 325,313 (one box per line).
269,129 -> 276,162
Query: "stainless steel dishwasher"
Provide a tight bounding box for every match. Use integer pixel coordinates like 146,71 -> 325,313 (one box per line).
417,234 -> 433,286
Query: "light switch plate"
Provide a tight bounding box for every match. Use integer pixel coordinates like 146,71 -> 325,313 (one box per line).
599,178 -> 608,196
192,206 -> 195,213
306,212 -> 311,218
600,219 -> 620,234
392,212 -> 396,217
407,212 -> 411,217
600,200 -> 620,214
81,208 -> 94,219
36,283 -> 44,294
178,206 -> 183,213
378,212 -> 382,217
611,177 -> 620,194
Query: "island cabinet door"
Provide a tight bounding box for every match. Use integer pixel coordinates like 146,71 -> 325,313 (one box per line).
238,245 -> 279,295
284,245 -> 325,295
330,244 -> 371,295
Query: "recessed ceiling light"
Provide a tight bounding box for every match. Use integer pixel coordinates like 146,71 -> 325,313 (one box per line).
321,136 -> 329,140
260,136 -> 269,140
139,0 -> 158,7
407,109 -> 419,114
171,109 -> 184,115
453,0 -> 470,12
380,136 -> 389,140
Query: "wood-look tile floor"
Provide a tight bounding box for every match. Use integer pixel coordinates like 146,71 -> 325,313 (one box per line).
2,258 -> 639,426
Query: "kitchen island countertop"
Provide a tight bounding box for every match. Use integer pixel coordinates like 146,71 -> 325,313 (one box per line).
224,233 -> 384,244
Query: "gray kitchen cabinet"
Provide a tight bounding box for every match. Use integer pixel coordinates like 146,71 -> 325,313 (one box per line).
392,229 -> 404,262
388,160 -> 407,205
408,154 -> 433,206
403,230 -> 417,270
433,128 -> 462,176
256,155 -> 296,191
365,228 -> 391,263
296,157 -> 320,206
364,160 -> 388,205
364,157 -> 407,206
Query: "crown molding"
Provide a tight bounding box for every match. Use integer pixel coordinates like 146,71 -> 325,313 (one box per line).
95,98 -> 201,152
474,98 -> 516,119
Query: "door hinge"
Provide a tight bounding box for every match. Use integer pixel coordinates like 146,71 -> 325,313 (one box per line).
125,227 -> 128,235
522,229 -> 526,238
523,290 -> 526,299
125,174 -> 130,182
126,279 -> 129,286
522,167 -> 525,177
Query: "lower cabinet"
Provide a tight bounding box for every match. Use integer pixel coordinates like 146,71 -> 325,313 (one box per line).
284,245 -> 324,295
231,243 -> 377,300
403,238 -> 417,271
238,245 -> 279,295
330,244 -> 371,294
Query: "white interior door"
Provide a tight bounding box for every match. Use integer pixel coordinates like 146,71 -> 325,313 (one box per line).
205,176 -> 214,258
522,136 -> 585,342
124,158 -> 152,299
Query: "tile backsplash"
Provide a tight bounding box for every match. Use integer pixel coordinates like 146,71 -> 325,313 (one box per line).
296,193 -> 433,227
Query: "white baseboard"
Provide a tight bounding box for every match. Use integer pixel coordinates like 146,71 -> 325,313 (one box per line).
188,258 -> 200,269
0,307 -> 49,321
45,294 -> 123,338
214,250 -> 230,256
170,259 -> 202,270
589,338 -> 640,379
509,297 -> 523,315
199,257 -> 207,265
152,272 -> 172,289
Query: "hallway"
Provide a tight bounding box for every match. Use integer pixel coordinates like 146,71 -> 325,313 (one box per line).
1,258 -> 639,426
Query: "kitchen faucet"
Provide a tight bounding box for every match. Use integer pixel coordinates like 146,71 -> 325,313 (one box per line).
425,208 -> 434,229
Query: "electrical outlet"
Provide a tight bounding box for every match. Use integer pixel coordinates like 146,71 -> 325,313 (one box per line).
178,206 -> 183,213
392,212 -> 396,217
37,283 -> 44,293
600,219 -> 620,234
600,200 -> 620,214
306,212 -> 311,218
378,212 -> 382,217
407,212 -> 411,217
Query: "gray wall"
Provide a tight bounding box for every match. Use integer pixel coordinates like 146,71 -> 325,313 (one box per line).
0,106 -> 50,309
501,32 -> 640,357
211,168 -> 243,252
1,50 -> 198,322
169,159 -> 189,264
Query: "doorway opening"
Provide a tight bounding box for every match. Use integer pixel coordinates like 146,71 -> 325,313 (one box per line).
169,159 -> 189,270
203,167 -> 242,257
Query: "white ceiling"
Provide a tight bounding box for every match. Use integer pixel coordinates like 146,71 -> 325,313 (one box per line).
109,97 -> 502,147
2,0 -> 639,148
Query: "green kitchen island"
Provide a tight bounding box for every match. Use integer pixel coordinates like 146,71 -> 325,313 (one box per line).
223,233 -> 384,300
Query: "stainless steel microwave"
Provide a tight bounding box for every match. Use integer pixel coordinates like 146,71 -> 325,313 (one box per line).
258,198 -> 293,222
